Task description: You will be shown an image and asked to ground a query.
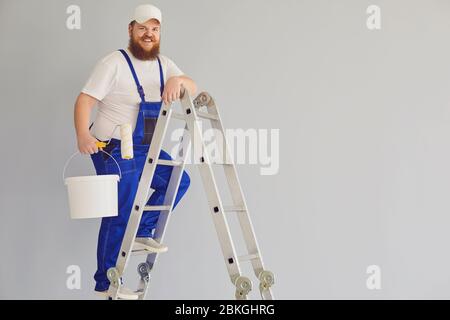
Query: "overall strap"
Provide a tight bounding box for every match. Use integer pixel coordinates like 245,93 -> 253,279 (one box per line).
118,49 -> 145,102
156,56 -> 164,97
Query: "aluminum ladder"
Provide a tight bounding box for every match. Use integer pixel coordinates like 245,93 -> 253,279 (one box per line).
105,89 -> 275,300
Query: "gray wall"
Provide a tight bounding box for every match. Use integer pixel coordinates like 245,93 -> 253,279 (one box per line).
2,0 -> 450,299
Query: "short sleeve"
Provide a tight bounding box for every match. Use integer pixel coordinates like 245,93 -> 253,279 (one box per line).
165,57 -> 184,80
81,60 -> 118,101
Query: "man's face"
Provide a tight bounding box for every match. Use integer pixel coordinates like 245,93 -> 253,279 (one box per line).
128,19 -> 161,60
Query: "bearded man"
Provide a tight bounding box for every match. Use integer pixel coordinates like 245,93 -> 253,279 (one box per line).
73,4 -> 196,297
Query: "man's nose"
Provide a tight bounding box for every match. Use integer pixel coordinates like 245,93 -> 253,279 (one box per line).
144,29 -> 155,37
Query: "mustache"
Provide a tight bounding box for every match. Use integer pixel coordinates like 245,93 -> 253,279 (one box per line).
141,36 -> 156,41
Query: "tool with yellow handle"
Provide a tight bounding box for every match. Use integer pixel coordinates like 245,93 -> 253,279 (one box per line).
94,123 -> 134,160
96,141 -> 107,149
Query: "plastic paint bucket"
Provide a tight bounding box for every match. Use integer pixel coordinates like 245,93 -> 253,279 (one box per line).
63,151 -> 121,219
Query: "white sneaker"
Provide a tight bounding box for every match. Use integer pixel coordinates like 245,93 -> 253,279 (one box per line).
134,237 -> 168,253
96,287 -> 140,300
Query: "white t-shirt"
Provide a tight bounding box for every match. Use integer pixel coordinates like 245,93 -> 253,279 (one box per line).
82,48 -> 184,140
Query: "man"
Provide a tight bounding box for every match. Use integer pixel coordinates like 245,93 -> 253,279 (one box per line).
73,4 -> 197,297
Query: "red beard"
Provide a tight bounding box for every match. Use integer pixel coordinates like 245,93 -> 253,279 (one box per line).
128,36 -> 160,60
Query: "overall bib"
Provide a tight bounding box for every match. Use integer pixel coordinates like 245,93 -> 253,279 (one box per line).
90,49 -> 191,292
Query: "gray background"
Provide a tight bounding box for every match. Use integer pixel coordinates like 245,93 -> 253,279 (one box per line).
1,0 -> 450,299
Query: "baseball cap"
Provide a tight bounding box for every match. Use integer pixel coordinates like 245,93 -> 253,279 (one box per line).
132,4 -> 162,24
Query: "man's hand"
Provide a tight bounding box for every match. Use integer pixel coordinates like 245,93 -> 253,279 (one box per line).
162,76 -> 197,105
162,76 -> 183,105
77,132 -> 99,155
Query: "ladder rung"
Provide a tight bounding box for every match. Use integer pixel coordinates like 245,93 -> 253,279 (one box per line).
173,111 -> 219,121
131,249 -> 151,256
238,253 -> 260,262
131,242 -> 155,256
223,205 -> 246,213
212,162 -> 233,166
144,205 -> 171,211
196,111 -> 219,121
158,159 -> 182,166
171,112 -> 185,120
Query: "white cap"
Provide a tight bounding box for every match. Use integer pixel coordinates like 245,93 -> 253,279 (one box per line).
132,4 -> 162,24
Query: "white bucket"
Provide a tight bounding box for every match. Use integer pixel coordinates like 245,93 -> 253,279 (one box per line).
63,151 -> 122,219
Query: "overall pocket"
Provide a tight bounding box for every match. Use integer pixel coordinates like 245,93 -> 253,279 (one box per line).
143,116 -> 157,145
140,102 -> 161,145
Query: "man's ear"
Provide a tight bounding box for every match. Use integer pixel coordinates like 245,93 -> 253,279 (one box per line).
128,24 -> 133,37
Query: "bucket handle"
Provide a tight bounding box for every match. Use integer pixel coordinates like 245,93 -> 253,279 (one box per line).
62,149 -> 122,182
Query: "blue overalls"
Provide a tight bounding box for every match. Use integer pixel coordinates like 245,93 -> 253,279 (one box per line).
90,49 -> 191,292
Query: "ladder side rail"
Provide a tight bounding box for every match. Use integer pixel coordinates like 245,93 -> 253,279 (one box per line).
199,94 -> 274,299
139,124 -> 192,299
108,104 -> 174,299
206,97 -> 265,273
183,93 -> 246,291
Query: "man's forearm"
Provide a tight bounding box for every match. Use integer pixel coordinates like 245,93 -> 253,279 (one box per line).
178,75 -> 197,96
74,93 -> 98,137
